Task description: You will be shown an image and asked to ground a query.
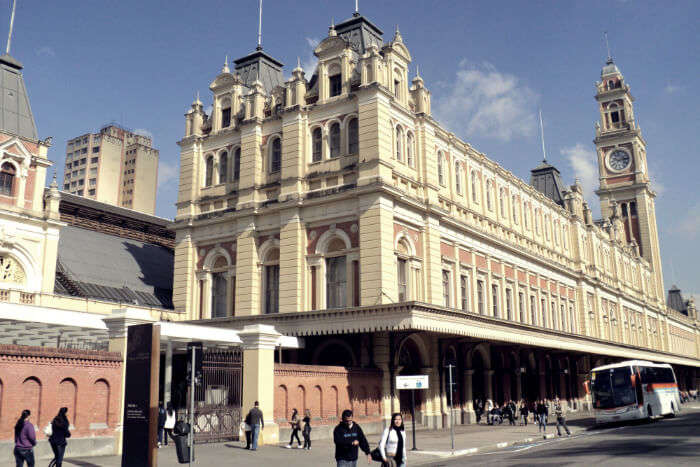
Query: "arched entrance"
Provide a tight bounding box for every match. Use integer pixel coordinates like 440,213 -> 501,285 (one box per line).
397,336 -> 426,421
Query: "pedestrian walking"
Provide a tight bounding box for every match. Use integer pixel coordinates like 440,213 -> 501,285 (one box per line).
245,401 -> 264,451
286,408 -> 302,448
14,409 -> 36,467
378,413 -> 407,467
48,407 -> 71,467
302,409 -> 312,450
163,402 -> 176,446
157,402 -> 166,448
506,402 -> 515,426
536,400 -> 547,433
554,398 -> 571,437
519,401 -> 529,426
333,409 -> 371,467
243,411 -> 252,449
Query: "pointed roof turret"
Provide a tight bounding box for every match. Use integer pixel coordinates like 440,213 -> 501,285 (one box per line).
0,53 -> 38,141
334,12 -> 384,55
530,160 -> 566,207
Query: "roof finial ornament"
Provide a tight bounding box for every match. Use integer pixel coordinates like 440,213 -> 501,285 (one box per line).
297,56 -> 301,69
604,31 -> 612,64
355,0 -> 359,15
5,0 -> 16,55
394,24 -> 402,42
194,90 -> 202,106
222,55 -> 230,73
539,108 -> 547,163
416,65 -> 420,78
329,17 -> 337,37
257,0 -> 263,50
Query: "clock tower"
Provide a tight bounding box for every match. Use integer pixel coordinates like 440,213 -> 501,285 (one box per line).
594,57 -> 664,300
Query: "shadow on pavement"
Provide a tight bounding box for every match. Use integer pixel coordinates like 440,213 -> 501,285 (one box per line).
64,460 -> 103,467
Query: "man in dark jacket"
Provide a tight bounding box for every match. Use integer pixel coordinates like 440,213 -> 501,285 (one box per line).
245,401 -> 264,451
333,410 -> 371,467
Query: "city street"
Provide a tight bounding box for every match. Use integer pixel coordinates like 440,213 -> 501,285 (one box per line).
427,406 -> 700,466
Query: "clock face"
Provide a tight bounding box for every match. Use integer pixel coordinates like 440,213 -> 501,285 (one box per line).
608,150 -> 631,171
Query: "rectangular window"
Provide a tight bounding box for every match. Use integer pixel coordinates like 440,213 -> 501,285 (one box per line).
394,79 -> 400,98
81,148 -> 87,154
561,304 -> 567,332
552,300 -> 557,329
89,178 -> 96,186
90,168 -> 97,175
506,288 -> 513,320
442,270 -> 451,307
477,280 -> 485,315
88,189 -> 95,196
221,107 -> 231,128
91,157 -> 98,163
327,256 -> 347,308
329,74 -> 342,97
541,298 -> 547,327
460,274 -> 469,312
264,265 -> 279,314
92,146 -> 99,153
63,184 -> 69,190
77,189 -> 84,195
530,295 -> 537,325
78,179 -> 84,186
66,162 -> 72,169
397,259 -> 407,302
570,305 -> 576,333
81,158 -> 86,165
492,284 -> 499,317
518,292 -> 525,322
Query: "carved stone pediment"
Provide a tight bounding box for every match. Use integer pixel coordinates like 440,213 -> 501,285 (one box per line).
314,36 -> 350,59
386,40 -> 412,62
209,72 -> 236,92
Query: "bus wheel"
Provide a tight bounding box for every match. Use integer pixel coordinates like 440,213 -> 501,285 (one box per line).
647,405 -> 653,422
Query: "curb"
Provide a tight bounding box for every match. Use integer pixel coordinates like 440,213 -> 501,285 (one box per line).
414,427 -> 587,463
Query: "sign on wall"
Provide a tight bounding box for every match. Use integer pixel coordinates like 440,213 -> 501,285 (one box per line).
396,375 -> 429,390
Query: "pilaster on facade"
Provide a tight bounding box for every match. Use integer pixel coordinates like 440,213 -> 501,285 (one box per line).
359,193 -> 397,305
235,219 -> 261,316
279,209 -> 305,313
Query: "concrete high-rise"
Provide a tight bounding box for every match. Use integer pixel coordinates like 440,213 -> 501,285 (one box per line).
62,124 -> 159,214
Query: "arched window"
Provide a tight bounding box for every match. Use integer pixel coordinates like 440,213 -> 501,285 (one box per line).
455,162 -> 462,194
395,126 -> 403,162
312,127 -> 323,162
348,118 -> 359,155
471,171 -> 478,203
406,132 -> 414,166
210,255 -> 229,318
325,237 -> 348,309
219,151 -> 228,184
330,123 -> 341,158
0,162 -> 15,196
269,137 -> 281,173
524,202 -> 530,229
233,147 -> 241,181
437,152 -> 445,186
205,155 -> 214,187
486,180 -> 492,211
511,194 -> 518,224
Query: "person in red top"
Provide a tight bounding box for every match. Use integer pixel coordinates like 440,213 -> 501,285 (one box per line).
14,409 -> 36,467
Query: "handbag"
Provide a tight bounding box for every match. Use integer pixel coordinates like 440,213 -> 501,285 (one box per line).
370,447 -> 384,462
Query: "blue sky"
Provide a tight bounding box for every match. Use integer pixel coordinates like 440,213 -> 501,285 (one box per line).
5,0 -> 699,299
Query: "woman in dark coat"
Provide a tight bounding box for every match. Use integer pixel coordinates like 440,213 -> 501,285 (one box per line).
49,407 -> 71,467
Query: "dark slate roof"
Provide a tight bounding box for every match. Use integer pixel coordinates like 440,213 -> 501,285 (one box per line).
55,225 -> 173,308
0,54 -> 38,140
233,48 -> 284,94
530,160 -> 566,207
601,58 -> 620,77
57,190 -> 172,228
335,13 -> 384,55
667,285 -> 688,315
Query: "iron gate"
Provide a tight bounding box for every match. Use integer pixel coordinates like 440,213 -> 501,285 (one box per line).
182,349 -> 243,443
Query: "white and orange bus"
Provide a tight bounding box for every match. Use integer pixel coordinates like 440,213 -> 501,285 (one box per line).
589,360 -> 681,424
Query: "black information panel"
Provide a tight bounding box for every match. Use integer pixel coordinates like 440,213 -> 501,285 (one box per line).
121,323 -> 153,467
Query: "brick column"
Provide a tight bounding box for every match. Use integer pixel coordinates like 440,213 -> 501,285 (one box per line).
239,324 -> 281,446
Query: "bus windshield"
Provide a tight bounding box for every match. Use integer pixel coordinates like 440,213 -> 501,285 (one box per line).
591,367 -> 637,409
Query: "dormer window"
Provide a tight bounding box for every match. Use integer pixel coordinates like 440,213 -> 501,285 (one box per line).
330,123 -> 341,158
312,127 -> 323,162
0,162 -> 15,196
394,79 -> 400,98
221,107 -> 231,128
329,74 -> 342,97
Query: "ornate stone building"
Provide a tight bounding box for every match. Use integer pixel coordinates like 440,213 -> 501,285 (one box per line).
172,12 -> 700,427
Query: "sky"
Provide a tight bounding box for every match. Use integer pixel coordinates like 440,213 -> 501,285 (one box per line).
4,0 -> 699,301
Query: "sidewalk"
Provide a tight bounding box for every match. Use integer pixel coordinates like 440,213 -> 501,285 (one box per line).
65,413 -> 595,466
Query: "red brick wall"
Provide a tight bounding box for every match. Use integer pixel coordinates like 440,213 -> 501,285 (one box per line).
0,345 -> 122,441
274,364 -> 383,426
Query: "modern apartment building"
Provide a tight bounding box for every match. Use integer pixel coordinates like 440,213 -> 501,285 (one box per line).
62,124 -> 159,214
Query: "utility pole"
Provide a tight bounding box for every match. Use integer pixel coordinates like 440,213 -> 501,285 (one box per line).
446,364 -> 455,454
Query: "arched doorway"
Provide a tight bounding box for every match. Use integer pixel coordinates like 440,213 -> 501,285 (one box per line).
397,337 -> 426,421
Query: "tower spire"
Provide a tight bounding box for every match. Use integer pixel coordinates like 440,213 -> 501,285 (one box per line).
5,0 -> 17,55
355,0 -> 359,15
539,109 -> 547,162
257,0 -> 263,50
604,31 -> 612,63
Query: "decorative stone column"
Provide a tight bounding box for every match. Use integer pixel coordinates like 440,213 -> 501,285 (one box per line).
462,369 -> 476,424
239,324 -> 281,446
485,370 -> 495,401
373,332 -> 394,420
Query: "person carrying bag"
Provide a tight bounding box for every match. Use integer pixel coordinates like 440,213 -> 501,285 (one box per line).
375,413 -> 406,467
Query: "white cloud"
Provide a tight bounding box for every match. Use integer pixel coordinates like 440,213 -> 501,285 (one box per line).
157,161 -> 179,189
561,143 -> 599,206
664,83 -> 682,94
433,60 -> 537,141
677,203 -> 700,238
35,46 -> 55,57
301,37 -> 320,76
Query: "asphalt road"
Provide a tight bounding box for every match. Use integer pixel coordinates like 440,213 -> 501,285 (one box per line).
426,407 -> 700,466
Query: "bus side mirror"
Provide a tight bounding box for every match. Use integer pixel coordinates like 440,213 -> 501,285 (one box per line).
583,380 -> 590,395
